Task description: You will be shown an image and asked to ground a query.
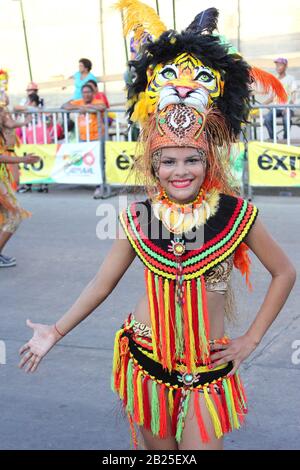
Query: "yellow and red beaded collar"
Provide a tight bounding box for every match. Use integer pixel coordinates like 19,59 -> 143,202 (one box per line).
156,186 -> 205,213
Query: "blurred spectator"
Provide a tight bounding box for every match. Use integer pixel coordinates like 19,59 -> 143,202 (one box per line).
16,93 -> 49,144
264,58 -> 297,140
86,80 -> 116,127
25,93 -> 43,111
62,84 -> 107,141
46,114 -> 64,142
14,82 -> 44,112
86,80 -> 110,108
0,107 -> 32,191
69,58 -> 97,100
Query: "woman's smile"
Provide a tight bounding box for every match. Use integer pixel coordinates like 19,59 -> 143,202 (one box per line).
169,178 -> 194,189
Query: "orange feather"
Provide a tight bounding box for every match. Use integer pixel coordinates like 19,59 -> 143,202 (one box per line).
250,66 -> 288,103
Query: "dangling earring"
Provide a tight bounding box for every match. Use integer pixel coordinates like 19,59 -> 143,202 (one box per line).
152,149 -> 161,175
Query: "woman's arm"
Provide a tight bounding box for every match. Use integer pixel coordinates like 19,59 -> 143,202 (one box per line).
85,103 -> 107,112
242,216 -> 296,344
210,216 -> 297,373
13,105 -> 28,112
3,113 -> 31,129
0,154 -> 40,164
19,231 -> 136,372
55,235 -> 136,335
61,101 -> 80,111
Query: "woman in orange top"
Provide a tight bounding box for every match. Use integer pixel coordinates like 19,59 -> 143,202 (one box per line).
62,84 -> 107,141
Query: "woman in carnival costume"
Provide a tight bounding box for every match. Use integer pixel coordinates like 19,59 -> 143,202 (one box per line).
19,3 -> 296,450
0,122 -> 40,266
0,70 -> 33,192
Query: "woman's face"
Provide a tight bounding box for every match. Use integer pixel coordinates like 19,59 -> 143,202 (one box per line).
79,62 -> 87,73
157,147 -> 206,203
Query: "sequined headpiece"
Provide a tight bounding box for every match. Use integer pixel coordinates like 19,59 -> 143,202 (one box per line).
150,104 -> 207,155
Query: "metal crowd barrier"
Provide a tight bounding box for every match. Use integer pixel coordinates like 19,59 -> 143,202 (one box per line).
9,108 -> 132,198
10,108 -> 132,145
11,104 -> 300,146
8,105 -> 300,199
247,103 -> 300,146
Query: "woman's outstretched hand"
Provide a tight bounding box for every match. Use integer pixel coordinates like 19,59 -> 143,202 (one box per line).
209,334 -> 259,376
18,319 -> 62,373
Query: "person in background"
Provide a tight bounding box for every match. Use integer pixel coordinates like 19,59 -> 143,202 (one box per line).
62,84 -> 106,141
69,59 -> 97,100
264,58 -> 297,140
46,114 -> 64,142
0,106 -> 32,192
86,80 -> 110,108
14,82 -> 44,112
0,121 -> 41,267
86,79 -> 115,128
62,84 -> 108,200
16,93 -> 48,145
16,93 -> 49,193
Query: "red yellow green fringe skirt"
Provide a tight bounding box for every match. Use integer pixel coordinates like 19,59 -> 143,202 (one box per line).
111,313 -> 248,449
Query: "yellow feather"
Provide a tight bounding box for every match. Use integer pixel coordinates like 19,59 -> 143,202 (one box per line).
115,0 -> 166,40
131,92 -> 154,123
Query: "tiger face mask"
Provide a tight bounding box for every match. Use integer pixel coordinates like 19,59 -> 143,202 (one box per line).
145,53 -> 224,115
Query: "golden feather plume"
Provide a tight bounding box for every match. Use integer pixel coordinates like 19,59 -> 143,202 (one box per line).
115,0 -> 167,41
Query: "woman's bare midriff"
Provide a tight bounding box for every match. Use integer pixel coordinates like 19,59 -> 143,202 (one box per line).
132,291 -> 226,340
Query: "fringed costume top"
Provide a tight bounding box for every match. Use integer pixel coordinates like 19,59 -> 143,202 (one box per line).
119,192 -> 259,374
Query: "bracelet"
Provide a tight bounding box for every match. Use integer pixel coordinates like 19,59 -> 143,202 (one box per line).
54,323 -> 65,337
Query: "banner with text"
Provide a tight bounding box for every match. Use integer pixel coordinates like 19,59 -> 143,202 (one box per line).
248,141 -> 300,186
105,142 -> 245,186
105,142 -> 137,185
17,142 -> 102,185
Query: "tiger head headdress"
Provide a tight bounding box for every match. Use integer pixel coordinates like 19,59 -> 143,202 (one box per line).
116,1 -> 287,138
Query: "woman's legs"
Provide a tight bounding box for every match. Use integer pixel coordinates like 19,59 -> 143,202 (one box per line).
138,379 -> 178,450
137,385 -> 223,450
0,229 -> 14,252
178,391 -> 223,450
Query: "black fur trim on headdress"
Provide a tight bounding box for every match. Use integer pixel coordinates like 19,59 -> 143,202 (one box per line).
127,31 -> 251,137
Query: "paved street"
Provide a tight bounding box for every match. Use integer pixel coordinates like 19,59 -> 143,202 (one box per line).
0,186 -> 299,450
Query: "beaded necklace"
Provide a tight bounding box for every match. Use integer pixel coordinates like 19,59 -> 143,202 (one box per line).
152,185 -> 220,235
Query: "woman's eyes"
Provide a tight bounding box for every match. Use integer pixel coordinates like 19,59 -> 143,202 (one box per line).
161,158 -> 201,165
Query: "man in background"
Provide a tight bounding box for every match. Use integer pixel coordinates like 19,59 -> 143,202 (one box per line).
14,82 -> 44,111
264,58 -> 297,140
